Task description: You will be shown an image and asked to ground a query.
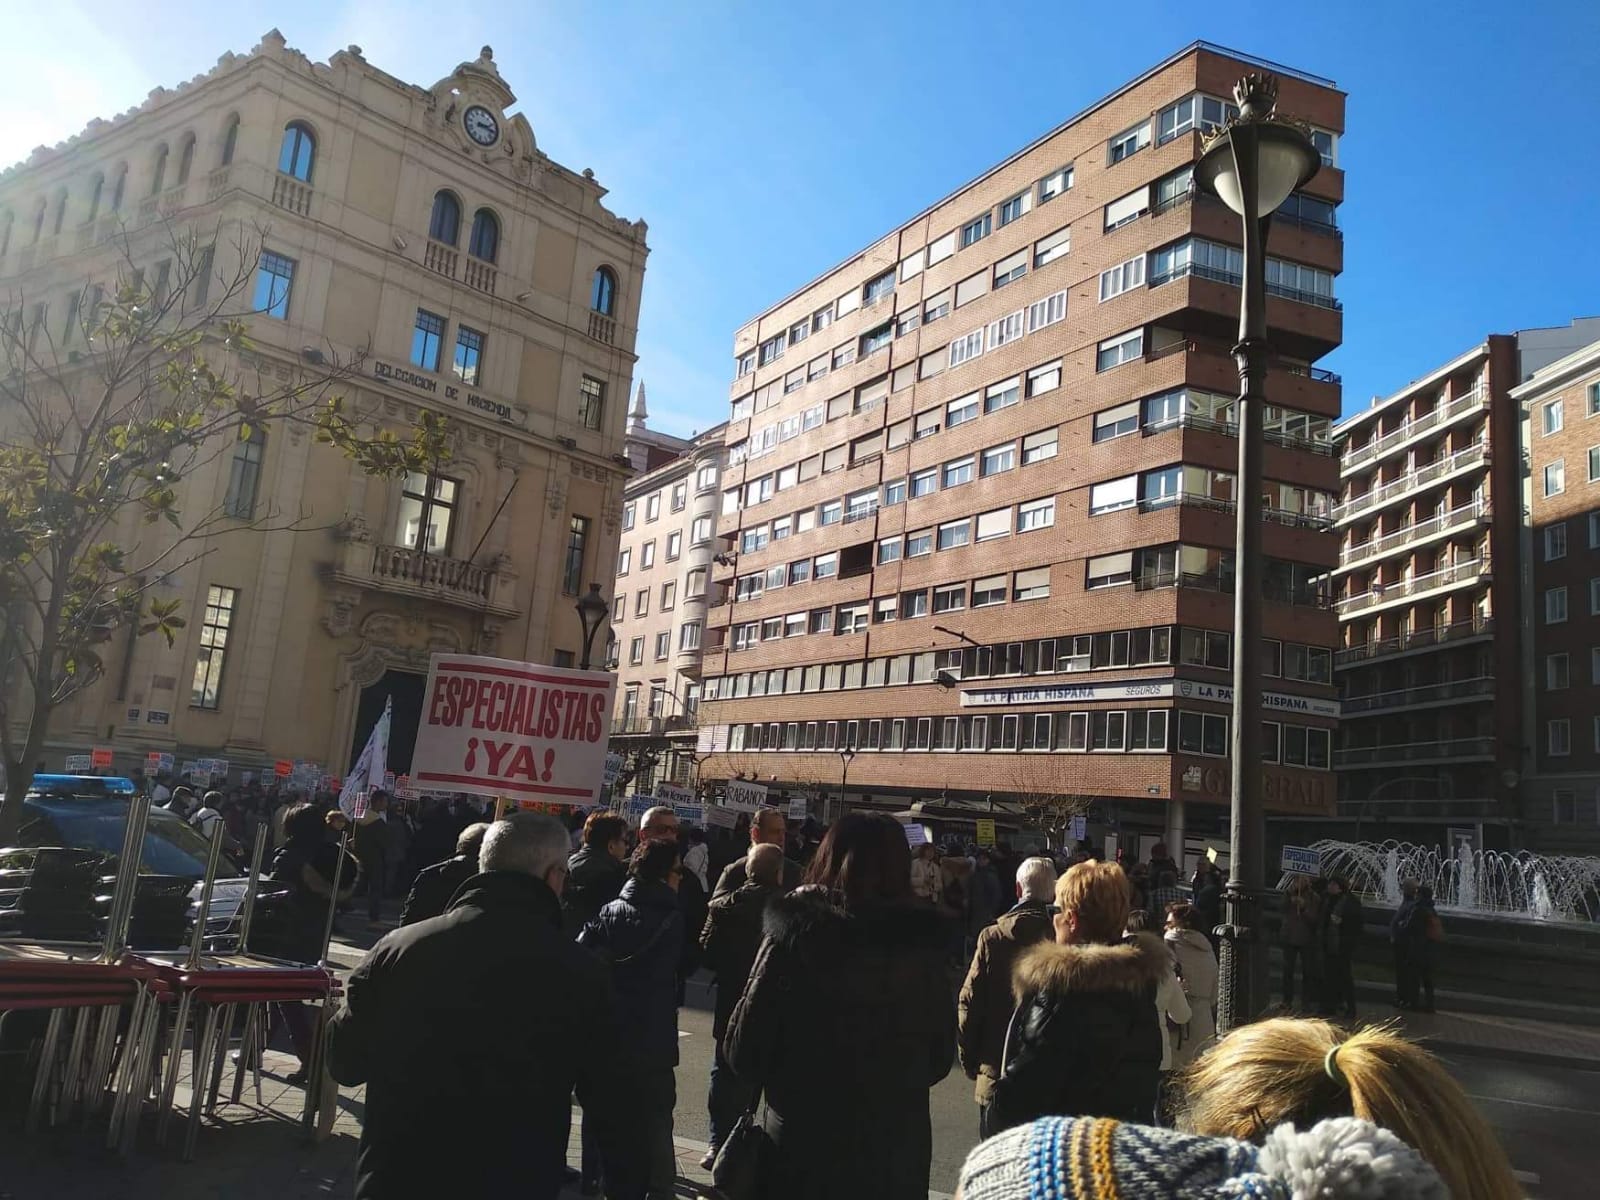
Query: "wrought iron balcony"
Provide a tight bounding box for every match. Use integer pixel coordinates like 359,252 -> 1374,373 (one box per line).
1335,615 -> 1495,667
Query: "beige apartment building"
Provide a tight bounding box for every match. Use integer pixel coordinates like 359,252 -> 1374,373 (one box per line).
606,396 -> 727,789
697,42 -> 1346,846
0,32 -> 647,782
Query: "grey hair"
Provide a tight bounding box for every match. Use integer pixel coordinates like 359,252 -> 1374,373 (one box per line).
456,821 -> 491,857
746,842 -> 783,886
640,805 -> 678,832
1016,856 -> 1058,901
479,812 -> 570,879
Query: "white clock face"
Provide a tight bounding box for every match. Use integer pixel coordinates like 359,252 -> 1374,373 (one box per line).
463,105 -> 499,147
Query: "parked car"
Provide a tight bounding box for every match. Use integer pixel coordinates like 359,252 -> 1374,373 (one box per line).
0,776 -> 293,953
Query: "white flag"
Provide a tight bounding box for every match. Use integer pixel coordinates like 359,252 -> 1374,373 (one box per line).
339,696 -> 391,816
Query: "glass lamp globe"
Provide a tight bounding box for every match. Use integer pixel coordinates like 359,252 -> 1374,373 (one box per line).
1196,124 -> 1321,219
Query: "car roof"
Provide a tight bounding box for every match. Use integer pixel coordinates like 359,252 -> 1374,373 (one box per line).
28,775 -> 138,796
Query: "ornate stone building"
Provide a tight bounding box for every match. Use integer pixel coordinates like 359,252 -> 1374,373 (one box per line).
0,32 -> 647,780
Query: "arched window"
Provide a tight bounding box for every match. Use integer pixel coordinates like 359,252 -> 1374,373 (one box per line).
177,134 -> 196,185
51,191 -> 67,236
110,166 -> 127,213
468,208 -> 499,262
220,115 -> 239,166
591,266 -> 617,316
87,174 -> 105,224
278,122 -> 315,182
1,212 -> 14,258
30,200 -> 45,244
150,145 -> 169,196
428,190 -> 461,245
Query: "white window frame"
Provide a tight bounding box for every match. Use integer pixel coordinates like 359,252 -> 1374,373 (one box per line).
1097,329 -> 1144,371
1026,360 -> 1061,397
1099,254 -> 1146,301
1017,497 -> 1055,531
949,329 -> 985,368
1545,460 -> 1566,497
985,310 -> 1026,350
1546,586 -> 1569,624
1037,166 -> 1073,203
1104,186 -> 1149,230
1026,289 -> 1067,332
1033,226 -> 1071,268
1022,428 -> 1058,464
1546,523 -> 1568,561
1543,400 -> 1564,436
999,191 -> 1032,226
1108,121 -> 1151,163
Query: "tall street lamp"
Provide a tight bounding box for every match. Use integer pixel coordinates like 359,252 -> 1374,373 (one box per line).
575,583 -> 610,672
1193,74 -> 1320,1034
836,747 -> 857,823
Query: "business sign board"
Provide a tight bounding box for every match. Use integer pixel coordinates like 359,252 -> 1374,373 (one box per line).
412,654 -> 616,807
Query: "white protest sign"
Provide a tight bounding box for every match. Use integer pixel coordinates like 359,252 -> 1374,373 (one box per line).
724,779 -> 768,813
705,805 -> 740,829
904,822 -> 930,847
604,752 -> 625,786
412,654 -> 616,806
788,796 -> 809,822
64,754 -> 93,773
654,781 -> 695,807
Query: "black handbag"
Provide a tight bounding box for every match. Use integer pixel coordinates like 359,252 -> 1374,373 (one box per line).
711,1102 -> 774,1199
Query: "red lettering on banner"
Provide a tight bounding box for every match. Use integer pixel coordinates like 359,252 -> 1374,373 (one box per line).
588,694 -> 605,742
483,739 -> 513,775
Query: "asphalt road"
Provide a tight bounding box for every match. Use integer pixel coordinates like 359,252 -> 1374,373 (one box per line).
671,993 -> 1595,1198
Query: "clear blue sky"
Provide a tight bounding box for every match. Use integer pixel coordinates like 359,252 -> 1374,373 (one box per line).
7,1 -> 1597,435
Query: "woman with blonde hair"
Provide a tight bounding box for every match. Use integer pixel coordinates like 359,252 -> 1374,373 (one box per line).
1171,1017 -> 1521,1200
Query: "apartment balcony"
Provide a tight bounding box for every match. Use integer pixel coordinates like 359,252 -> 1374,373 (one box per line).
1340,388 -> 1486,475
1338,556 -> 1488,617
675,642 -> 705,677
588,311 -> 616,345
463,257 -> 497,296
327,534 -> 519,618
1334,443 -> 1486,523
1341,676 -> 1496,716
1334,737 -> 1496,768
424,239 -> 458,279
270,172 -> 313,218
1336,500 -> 1492,572
1335,616 -> 1495,668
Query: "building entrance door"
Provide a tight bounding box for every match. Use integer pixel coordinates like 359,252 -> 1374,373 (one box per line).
348,669 -> 427,776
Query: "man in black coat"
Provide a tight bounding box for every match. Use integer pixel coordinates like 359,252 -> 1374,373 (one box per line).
697,843 -> 783,1164
398,822 -> 488,926
563,810 -> 629,935
327,813 -> 642,1200
711,808 -> 802,899
986,861 -> 1165,1133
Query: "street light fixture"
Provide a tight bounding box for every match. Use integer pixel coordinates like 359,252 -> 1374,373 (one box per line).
836,747 -> 857,823
1194,73 -> 1320,1036
575,583 -> 610,672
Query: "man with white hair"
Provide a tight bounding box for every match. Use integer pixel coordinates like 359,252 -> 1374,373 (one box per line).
328,812 -> 642,1199
957,855 -> 1059,1137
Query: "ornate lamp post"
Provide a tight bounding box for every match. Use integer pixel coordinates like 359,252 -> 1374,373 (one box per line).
574,583 -> 610,672
1193,74 -> 1321,1034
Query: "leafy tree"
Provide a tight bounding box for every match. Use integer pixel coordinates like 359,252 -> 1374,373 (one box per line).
0,224 -> 449,840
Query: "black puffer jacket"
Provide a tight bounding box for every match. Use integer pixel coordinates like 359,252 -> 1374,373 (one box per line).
578,876 -> 684,1070
562,844 -> 626,936
986,932 -> 1166,1133
726,888 -> 956,1200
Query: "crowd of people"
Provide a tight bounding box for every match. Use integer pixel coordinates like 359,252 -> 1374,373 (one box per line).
311,804 -> 1516,1200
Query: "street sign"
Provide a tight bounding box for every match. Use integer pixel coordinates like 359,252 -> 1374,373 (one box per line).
975,819 -> 996,848
1280,845 -> 1322,876
145,710 -> 171,726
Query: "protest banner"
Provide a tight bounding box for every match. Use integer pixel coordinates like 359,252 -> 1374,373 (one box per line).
603,752 -> 624,786
91,747 -> 113,770
654,781 -> 694,807
412,654 -> 616,806
274,760 -> 292,778
724,779 -> 768,813
64,754 -> 93,773
705,805 -> 740,829
904,822 -> 930,847
975,819 -> 996,848
788,796 -> 808,822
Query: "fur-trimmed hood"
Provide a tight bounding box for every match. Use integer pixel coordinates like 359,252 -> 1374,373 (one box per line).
1012,931 -> 1170,1003
764,885 -> 952,958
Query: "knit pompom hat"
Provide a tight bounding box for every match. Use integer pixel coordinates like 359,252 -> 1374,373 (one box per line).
957,1116 -> 1448,1200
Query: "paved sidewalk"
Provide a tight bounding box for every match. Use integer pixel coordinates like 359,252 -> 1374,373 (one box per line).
1372,1003 -> 1600,1070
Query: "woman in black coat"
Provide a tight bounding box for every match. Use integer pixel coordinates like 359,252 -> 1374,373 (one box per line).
578,839 -> 685,1197
986,860 -> 1165,1132
725,813 -> 955,1200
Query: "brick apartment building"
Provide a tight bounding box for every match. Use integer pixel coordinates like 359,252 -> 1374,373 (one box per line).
1514,330 -> 1600,852
1333,317 -> 1600,852
695,42 -> 1346,847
